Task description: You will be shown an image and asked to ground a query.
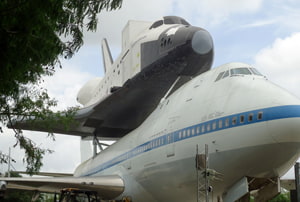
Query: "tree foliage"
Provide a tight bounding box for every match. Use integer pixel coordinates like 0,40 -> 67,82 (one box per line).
0,0 -> 122,173
268,192 -> 290,202
250,192 -> 291,202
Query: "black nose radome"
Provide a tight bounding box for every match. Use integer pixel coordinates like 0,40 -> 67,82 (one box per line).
191,30 -> 213,55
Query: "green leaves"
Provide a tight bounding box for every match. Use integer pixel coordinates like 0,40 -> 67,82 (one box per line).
16,133 -> 51,174
1,82 -> 79,174
0,0 -> 122,173
0,0 -> 123,96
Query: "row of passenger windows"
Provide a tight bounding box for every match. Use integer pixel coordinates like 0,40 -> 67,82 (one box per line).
105,136 -> 166,170
113,111 -> 264,162
178,111 -> 264,139
107,111 -> 265,169
133,111 -> 264,152
126,137 -> 167,158
215,67 -> 263,82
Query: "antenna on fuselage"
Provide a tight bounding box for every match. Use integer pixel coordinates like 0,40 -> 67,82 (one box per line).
101,38 -> 113,73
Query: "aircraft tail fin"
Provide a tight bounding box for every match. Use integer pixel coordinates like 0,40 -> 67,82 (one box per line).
101,38 -> 113,73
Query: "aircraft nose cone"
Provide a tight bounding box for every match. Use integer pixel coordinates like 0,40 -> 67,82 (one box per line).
191,30 -> 213,55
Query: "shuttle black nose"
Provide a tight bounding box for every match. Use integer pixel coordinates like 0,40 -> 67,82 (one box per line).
191,30 -> 213,55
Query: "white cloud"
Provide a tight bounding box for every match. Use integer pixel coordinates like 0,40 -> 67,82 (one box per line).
37,133 -> 80,173
83,0 -> 173,49
240,19 -> 277,28
0,64 -> 93,174
234,0 -> 300,34
0,127 -> 80,174
201,0 -> 262,13
276,9 -> 300,32
83,0 -> 265,49
170,0 -> 264,26
254,32 -> 300,97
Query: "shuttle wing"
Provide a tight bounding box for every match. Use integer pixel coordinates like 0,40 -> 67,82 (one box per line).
10,61 -> 189,139
0,175 -> 124,199
9,16 -> 213,139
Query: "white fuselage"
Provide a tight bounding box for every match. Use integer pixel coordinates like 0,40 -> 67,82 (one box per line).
77,22 -> 185,107
74,63 -> 300,201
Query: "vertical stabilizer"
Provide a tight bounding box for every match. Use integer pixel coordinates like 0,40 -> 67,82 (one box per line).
101,38 -> 113,73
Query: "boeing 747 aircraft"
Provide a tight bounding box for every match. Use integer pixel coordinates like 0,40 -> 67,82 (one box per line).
1,16 -> 300,202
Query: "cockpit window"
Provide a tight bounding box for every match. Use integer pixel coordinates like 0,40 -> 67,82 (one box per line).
149,20 -> 163,29
164,16 -> 190,25
215,71 -> 225,81
164,18 -> 175,25
215,67 -> 264,82
250,68 -> 263,76
230,68 -> 252,76
223,70 -> 230,78
150,16 -> 190,29
181,19 -> 190,25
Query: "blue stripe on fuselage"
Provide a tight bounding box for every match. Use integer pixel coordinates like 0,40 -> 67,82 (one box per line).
83,105 -> 300,176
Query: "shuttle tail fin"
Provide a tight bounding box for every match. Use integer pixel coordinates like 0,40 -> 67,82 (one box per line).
101,38 -> 113,73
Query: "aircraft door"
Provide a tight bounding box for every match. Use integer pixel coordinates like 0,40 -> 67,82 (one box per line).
166,133 -> 175,157
166,116 -> 179,157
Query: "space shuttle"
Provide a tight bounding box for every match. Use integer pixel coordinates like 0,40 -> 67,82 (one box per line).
2,16 -> 300,202
14,16 -> 213,140
32,16 -> 214,140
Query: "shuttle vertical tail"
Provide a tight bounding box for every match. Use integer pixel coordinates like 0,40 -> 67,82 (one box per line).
101,38 -> 113,73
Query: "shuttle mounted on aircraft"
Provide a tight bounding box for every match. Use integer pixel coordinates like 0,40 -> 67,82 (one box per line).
2,16 -> 300,202
14,16 -> 213,139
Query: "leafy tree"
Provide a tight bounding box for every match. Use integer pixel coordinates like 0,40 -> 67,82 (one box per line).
249,192 -> 290,202
269,192 -> 290,202
0,0 -> 122,174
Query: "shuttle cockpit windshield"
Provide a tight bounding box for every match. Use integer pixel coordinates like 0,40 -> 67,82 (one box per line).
163,16 -> 190,25
215,67 -> 264,82
150,16 -> 190,29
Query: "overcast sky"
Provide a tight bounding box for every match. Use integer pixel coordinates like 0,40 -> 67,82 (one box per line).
1,0 -> 300,178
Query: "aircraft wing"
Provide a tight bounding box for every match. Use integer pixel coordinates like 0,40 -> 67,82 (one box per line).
12,171 -> 73,177
0,175 -> 124,199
